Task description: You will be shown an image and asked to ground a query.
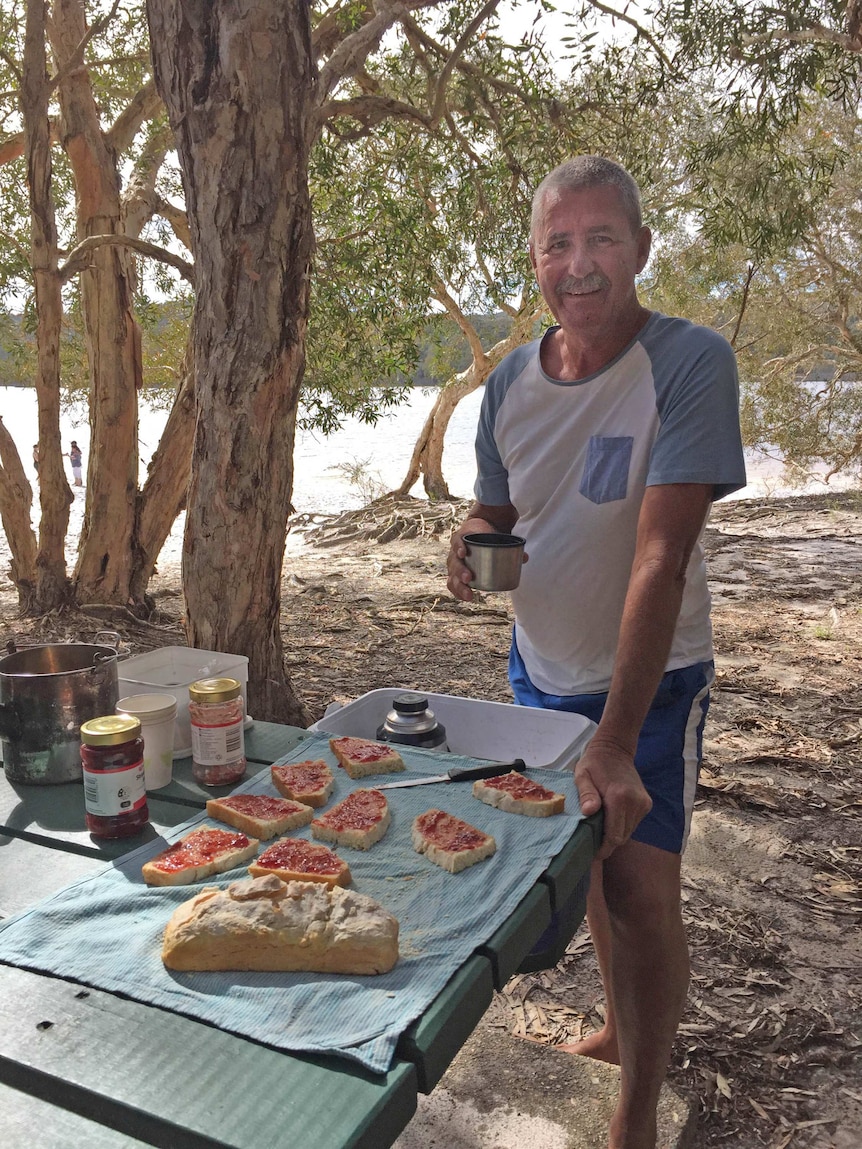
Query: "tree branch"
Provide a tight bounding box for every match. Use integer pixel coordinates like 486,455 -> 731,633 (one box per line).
315,0 -> 442,107
106,78 -> 164,155
317,93 -> 431,130
581,0 -> 678,71
730,262 -> 758,347
401,14 -> 545,100
313,1 -> 373,59
46,0 -> 123,96
0,119 -> 61,166
430,0 -> 501,125
155,196 -> 192,252
59,233 -> 194,284
736,25 -> 862,55
431,275 -> 489,368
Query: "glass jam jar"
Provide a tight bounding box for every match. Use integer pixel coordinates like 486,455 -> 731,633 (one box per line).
80,715 -> 149,839
189,676 -> 246,786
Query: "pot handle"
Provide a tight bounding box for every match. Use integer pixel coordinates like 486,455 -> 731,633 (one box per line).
94,630 -> 121,652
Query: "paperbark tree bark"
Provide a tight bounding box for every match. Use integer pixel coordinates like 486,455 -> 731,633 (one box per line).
147,0 -> 315,725
22,0 -> 73,610
130,338 -> 196,603
0,419 -> 38,610
49,0 -> 142,605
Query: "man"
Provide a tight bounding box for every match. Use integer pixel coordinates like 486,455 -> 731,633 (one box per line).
447,157 -> 746,1149
69,440 -> 83,486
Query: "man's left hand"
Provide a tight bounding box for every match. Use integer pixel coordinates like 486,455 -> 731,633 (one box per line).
574,739 -> 652,861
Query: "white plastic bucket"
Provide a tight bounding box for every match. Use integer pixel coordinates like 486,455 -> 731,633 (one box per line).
116,693 -> 178,790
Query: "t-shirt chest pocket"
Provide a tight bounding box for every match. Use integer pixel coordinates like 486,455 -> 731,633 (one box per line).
579,435 -> 634,504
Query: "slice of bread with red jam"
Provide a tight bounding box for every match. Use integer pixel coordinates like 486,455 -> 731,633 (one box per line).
328,736 -> 405,780
205,794 -> 314,840
270,759 -> 334,808
248,837 -> 351,888
412,809 -> 496,873
142,826 -> 260,887
472,771 -> 565,817
311,788 -> 390,850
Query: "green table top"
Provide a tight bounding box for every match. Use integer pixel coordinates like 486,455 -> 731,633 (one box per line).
0,720 -> 596,1149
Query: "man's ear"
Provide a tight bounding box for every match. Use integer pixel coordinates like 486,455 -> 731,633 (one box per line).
528,241 -> 537,273
636,226 -> 652,273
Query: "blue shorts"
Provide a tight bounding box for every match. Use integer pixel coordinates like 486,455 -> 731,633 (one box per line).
509,633 -> 713,854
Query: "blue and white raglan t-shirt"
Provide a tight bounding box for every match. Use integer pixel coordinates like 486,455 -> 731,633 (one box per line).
474,312 -> 747,697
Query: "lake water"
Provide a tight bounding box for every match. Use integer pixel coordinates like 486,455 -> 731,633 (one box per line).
0,384 -> 856,573
0,385 -> 482,570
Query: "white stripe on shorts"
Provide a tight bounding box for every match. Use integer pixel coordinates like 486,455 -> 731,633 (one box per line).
681,664 -> 715,851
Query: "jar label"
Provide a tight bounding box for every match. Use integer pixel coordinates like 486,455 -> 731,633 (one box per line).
191,716 -> 245,766
83,760 -> 147,816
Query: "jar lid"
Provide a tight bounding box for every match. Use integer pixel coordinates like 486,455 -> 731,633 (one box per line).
189,676 -> 241,703
81,714 -> 142,746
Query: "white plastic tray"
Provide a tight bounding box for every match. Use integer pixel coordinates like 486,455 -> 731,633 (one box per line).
310,688 -> 595,770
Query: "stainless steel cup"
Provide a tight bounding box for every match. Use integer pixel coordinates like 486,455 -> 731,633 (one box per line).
462,533 -> 526,591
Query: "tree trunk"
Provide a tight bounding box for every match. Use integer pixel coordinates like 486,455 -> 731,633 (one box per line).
23,0 -> 73,611
396,311 -> 542,499
0,421 -> 39,610
147,0 -> 315,726
396,374 -> 479,500
129,337 -> 196,602
50,0 -> 142,605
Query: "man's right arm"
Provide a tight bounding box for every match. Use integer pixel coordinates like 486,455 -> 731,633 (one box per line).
446,501 -> 519,602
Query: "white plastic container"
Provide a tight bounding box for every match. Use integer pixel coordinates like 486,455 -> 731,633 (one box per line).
118,647 -> 249,759
116,693 -> 178,789
310,689 -> 595,770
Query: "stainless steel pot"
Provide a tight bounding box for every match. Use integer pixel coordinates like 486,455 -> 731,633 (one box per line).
0,633 -> 120,785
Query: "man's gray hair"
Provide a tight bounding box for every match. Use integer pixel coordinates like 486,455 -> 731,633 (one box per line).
531,156 -> 643,238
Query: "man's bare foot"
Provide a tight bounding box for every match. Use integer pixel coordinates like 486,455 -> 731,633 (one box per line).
555,1027 -> 620,1065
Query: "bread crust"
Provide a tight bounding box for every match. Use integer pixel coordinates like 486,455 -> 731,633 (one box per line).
205,794 -> 314,839
328,736 -> 405,780
411,809 -> 496,874
248,837 -> 351,888
271,759 -> 334,808
472,773 -> 565,817
311,789 -> 390,850
142,825 -> 260,887
161,875 -> 399,974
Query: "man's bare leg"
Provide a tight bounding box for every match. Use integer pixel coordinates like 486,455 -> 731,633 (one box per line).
557,839 -> 689,1149
556,858 -> 620,1062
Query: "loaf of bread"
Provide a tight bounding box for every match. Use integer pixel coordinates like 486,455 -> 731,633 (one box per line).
142,826 -> 260,887
161,874 -> 399,974
311,788 -> 390,850
412,809 -> 496,873
473,771 -> 565,817
248,837 -> 351,887
205,794 -> 314,839
329,736 -> 405,780
271,759 -> 334,808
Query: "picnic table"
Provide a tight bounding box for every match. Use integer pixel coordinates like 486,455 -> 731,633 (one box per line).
0,721 -> 599,1149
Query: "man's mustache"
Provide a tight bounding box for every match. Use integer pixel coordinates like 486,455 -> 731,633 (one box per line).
556,274 -> 609,295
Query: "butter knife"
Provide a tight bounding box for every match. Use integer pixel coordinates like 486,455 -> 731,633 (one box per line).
376,758 -> 527,790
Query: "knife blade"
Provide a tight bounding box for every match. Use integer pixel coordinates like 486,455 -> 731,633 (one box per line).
376,758 -> 527,790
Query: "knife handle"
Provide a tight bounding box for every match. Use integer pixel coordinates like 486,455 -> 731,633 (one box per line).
448,759 -> 527,783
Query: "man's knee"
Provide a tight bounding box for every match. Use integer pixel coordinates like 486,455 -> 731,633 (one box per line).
600,841 -> 682,929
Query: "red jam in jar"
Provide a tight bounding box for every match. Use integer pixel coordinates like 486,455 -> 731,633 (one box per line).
80,715 -> 149,839
189,676 -> 246,787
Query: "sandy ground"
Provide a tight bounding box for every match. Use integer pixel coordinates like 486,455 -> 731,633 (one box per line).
1,491 -> 861,1148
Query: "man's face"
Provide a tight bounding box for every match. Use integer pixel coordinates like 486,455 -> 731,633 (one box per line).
530,184 -> 651,343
